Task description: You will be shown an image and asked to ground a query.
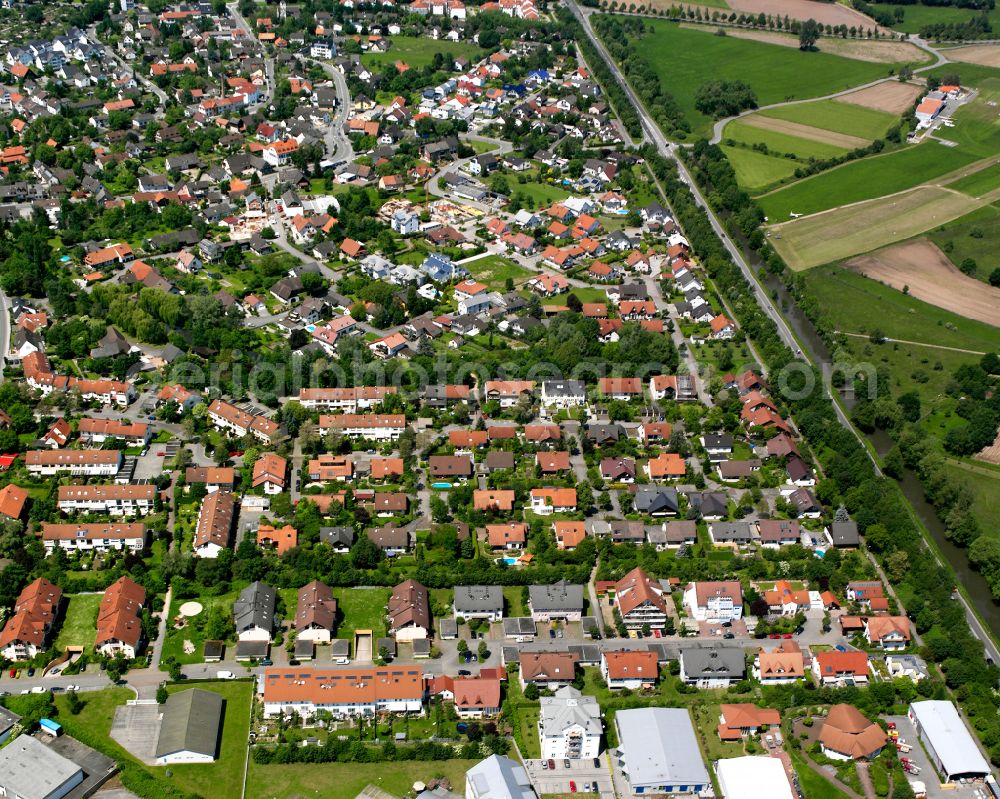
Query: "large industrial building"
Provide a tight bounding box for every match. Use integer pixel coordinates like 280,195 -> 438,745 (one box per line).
716,756 -> 795,799
908,700 -> 991,782
614,707 -> 710,795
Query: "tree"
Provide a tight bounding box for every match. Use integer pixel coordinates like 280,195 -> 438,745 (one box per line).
478,640 -> 489,660
799,18 -> 820,49
350,534 -> 383,569
566,293 -> 583,313
523,683 -> 539,700
67,689 -> 84,715
989,267 -> 1000,287
156,685 -> 169,704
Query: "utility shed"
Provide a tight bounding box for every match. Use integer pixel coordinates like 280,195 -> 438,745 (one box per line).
155,688 -> 224,765
908,700 -> 990,781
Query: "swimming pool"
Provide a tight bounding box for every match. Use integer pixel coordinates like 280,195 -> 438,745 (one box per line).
431,482 -> 452,489
497,557 -> 518,566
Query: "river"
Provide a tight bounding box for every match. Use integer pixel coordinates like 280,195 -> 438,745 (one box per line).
756,269 -> 1000,642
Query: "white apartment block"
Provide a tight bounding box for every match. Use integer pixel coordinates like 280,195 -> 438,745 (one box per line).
58,484 -> 156,516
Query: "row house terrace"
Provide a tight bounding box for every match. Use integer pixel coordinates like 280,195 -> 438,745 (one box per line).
42,522 -> 147,554
57,484 -> 157,516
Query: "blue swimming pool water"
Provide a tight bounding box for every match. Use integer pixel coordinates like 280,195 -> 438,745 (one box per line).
431,482 -> 452,489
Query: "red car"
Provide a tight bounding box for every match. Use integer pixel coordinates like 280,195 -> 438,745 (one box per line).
547,759 -> 555,771
782,633 -> 793,639
8,668 -> 16,678
569,782 -> 577,793
769,633 -> 780,639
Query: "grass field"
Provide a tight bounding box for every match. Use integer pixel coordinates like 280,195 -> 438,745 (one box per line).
465,254 -> 535,289
511,180 -> 573,207
544,287 -> 609,306
769,184 -> 983,270
942,461 -> 1000,537
54,594 -> 102,651
333,586 -> 390,638
162,681 -> 253,799
789,748 -> 853,799
891,4 -> 1000,33
799,265 -> 1000,352
361,36 -> 483,69
612,18 -> 909,137
757,99 -> 898,140
725,120 -> 849,160
757,142 -> 980,221
247,759 -> 480,799
946,161 -> 1000,196
721,145 -> 801,191
927,202 -> 1000,282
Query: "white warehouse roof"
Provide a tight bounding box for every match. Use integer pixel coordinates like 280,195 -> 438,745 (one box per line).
910,700 -> 990,778
717,756 -> 794,799
616,707 -> 709,789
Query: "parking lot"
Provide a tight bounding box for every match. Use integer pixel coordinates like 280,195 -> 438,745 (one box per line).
109,702 -> 161,765
523,755 -> 614,798
885,715 -> 990,799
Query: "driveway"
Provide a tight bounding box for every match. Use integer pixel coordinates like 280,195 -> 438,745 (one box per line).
523,754 -> 614,798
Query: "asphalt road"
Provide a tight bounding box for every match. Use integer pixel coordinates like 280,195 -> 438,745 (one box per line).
303,57 -> 356,164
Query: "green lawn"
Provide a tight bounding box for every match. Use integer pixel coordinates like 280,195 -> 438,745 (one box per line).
941,460 -> 1000,539
720,145 -> 803,192
609,17 -> 916,137
333,586 -> 390,638
543,287 -> 609,306
725,120 -> 850,160
54,594 -> 102,652
361,36 -> 483,69
757,99 -> 898,140
788,747 -> 853,799
756,142 -> 979,219
512,180 -> 573,207
800,264 -> 1000,353
161,589 -> 240,666
892,4 -> 1000,33
162,681 -> 253,798
927,203 -> 1000,282
247,759 -> 480,799
465,255 -> 535,289
502,585 -> 529,617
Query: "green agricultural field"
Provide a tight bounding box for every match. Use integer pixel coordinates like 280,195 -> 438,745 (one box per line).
758,99 -> 898,140
756,142 -> 979,221
924,61 -> 1000,87
362,36 -> 483,69
721,146 -> 801,191
466,254 -> 535,289
725,122 -> 848,160
247,759 -> 480,799
928,203 -> 1000,282
54,593 -> 102,651
611,18 -> 908,137
800,264 -> 1000,353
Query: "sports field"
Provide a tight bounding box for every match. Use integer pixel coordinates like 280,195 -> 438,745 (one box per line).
756,142 -> 980,221
767,184 -> 982,270
615,18 -> 911,137
757,99 -> 898,140
726,118 -> 850,157
721,145 -> 800,191
362,36 -> 483,69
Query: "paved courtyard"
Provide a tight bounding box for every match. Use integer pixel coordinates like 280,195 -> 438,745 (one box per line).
110,702 -> 162,765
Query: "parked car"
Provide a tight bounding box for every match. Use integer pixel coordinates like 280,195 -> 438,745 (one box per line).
593,758 -> 601,768
26,668 -> 34,677
548,759 -> 556,771
569,781 -> 577,793
541,760 -> 548,770
458,669 -> 471,676
564,759 -> 570,769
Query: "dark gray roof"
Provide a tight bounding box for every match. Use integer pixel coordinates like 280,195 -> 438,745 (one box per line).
502,617 -> 536,636
830,520 -> 859,547
0,704 -> 20,737
680,647 -> 745,679
454,585 -> 503,613
235,640 -> 269,660
233,581 -> 276,635
529,582 -> 584,614
155,688 -> 223,760
633,486 -> 679,515
294,638 -> 315,659
330,639 -> 350,657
